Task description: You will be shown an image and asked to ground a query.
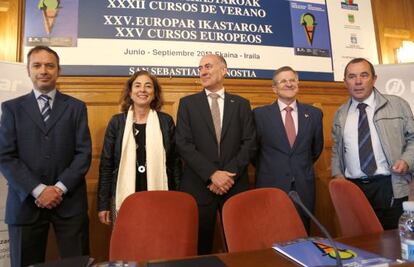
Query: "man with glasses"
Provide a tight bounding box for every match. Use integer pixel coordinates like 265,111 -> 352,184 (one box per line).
253,66 -> 324,231
331,58 -> 414,229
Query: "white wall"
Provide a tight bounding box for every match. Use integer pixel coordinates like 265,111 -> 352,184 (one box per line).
0,61 -> 32,267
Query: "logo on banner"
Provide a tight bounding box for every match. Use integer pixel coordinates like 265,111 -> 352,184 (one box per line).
0,78 -> 24,92
350,34 -> 358,44
341,0 -> 359,11
385,79 -> 406,96
37,0 -> 61,34
347,14 -> 355,24
300,13 -> 317,45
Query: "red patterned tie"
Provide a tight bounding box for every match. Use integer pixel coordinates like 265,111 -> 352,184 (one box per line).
284,106 -> 296,147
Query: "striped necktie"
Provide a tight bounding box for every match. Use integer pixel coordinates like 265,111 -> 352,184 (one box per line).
357,103 -> 377,176
39,94 -> 51,123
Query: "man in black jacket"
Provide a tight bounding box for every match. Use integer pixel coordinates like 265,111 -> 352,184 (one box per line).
176,54 -> 256,254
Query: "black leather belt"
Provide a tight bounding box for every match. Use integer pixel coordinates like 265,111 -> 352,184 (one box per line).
347,175 -> 391,184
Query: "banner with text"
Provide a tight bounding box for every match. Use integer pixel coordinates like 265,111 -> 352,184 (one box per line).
23,0 -> 378,81
375,63 -> 414,112
0,61 -> 32,267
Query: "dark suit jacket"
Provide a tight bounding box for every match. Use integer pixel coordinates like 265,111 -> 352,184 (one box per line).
0,91 -> 92,225
253,101 -> 323,211
176,91 -> 256,205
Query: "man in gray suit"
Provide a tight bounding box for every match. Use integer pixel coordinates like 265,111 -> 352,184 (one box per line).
254,66 -> 324,231
0,46 -> 91,266
176,54 -> 256,254
331,58 -> 414,229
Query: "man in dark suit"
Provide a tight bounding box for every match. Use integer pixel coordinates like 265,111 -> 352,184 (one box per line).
253,66 -> 324,231
0,46 -> 91,267
176,54 -> 256,254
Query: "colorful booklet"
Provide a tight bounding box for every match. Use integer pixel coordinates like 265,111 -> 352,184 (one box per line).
273,237 -> 394,267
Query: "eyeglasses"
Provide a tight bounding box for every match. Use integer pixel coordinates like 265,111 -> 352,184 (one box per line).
275,78 -> 298,86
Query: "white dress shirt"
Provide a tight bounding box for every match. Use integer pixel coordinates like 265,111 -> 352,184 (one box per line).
205,88 -> 225,125
278,100 -> 298,135
343,92 -> 390,178
33,88 -> 56,111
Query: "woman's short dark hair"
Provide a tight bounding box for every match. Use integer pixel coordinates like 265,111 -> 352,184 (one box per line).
120,70 -> 163,112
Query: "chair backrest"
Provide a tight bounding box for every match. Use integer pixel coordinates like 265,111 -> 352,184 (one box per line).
329,179 -> 383,237
222,188 -> 307,252
109,191 -> 198,262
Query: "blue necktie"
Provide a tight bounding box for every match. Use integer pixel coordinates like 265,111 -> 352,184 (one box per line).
39,94 -> 51,123
357,103 -> 377,176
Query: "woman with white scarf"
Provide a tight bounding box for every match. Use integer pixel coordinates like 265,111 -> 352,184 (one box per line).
97,71 -> 181,225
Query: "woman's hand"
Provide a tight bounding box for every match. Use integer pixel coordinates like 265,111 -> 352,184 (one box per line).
98,210 -> 111,225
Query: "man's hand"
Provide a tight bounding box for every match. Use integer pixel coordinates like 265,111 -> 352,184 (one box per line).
392,159 -> 409,175
207,184 -> 223,195
210,170 -> 236,194
98,211 -> 112,225
35,186 -> 63,209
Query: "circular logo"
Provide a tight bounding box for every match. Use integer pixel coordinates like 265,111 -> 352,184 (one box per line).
385,79 -> 405,96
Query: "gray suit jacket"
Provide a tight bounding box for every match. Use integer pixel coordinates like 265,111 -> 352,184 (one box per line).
331,89 -> 414,198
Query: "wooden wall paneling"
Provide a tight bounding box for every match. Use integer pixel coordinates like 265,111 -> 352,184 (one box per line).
7,0 -> 414,262
0,0 -> 22,61
372,0 -> 414,63
55,76 -> 348,261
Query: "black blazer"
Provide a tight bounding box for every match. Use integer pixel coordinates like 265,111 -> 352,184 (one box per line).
176,91 -> 256,205
253,101 -> 323,211
97,111 -> 181,212
0,91 -> 92,224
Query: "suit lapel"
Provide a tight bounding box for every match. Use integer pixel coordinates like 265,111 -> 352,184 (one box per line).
21,92 -> 47,133
294,102 -> 311,149
221,92 -> 236,140
196,91 -> 217,140
270,102 -> 292,153
45,91 -> 68,133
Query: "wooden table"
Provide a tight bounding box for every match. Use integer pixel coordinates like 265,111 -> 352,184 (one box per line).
216,230 -> 404,267
97,230 -> 414,267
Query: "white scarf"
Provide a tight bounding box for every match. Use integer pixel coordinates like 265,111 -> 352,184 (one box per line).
115,107 -> 168,212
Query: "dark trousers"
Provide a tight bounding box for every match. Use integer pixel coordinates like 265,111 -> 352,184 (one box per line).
8,211 -> 89,267
290,181 -> 312,233
197,197 -> 226,255
348,175 -> 407,230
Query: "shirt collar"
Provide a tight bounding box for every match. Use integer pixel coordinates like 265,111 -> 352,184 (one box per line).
278,99 -> 297,112
351,90 -> 375,111
205,88 -> 225,99
33,89 -> 57,101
